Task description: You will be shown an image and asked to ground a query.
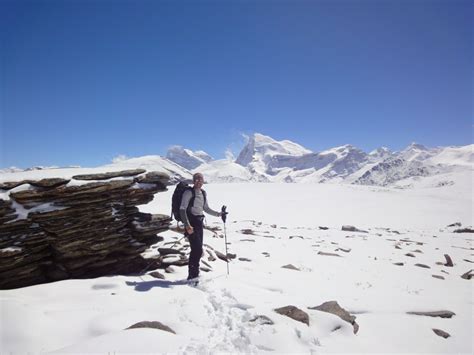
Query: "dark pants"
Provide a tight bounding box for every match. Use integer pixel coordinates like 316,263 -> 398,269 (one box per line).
187,214 -> 204,279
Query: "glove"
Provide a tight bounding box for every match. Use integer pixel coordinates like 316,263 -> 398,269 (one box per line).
221,205 -> 228,223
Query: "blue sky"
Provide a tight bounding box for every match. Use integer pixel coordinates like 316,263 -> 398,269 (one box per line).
1,0 -> 472,168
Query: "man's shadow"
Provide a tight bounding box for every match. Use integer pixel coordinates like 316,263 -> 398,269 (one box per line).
125,278 -> 192,292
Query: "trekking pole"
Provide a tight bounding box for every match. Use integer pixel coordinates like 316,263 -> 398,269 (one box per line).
221,205 -> 229,275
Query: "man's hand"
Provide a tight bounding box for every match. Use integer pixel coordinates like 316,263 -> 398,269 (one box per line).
186,226 -> 194,235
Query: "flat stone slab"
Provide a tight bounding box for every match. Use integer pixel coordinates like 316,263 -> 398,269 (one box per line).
281,264 -> 300,271
28,178 -> 70,188
407,310 -> 455,318
318,251 -> 342,257
73,169 -> 146,180
126,321 -> 175,334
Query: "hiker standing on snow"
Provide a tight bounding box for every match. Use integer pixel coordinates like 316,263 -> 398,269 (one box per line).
180,173 -> 221,281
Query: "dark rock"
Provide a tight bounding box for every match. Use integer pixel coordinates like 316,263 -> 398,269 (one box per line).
342,225 -> 368,233
415,263 -> 430,269
249,315 -> 274,325
393,262 -> 404,266
73,169 -> 146,180
308,300 -> 358,334
444,254 -> 453,267
126,321 -> 175,334
0,180 -> 30,190
318,251 -> 341,257
432,275 -> 445,280
432,328 -> 450,338
453,228 -> 474,233
0,171 -> 171,290
447,222 -> 461,228
407,311 -> 455,318
239,257 -> 252,262
158,248 -> 183,256
28,178 -> 70,188
289,235 -> 304,240
281,264 -> 300,271
461,269 -> 473,280
405,253 -> 416,257
274,305 -> 309,326
240,229 -> 256,235
319,226 -> 329,230
149,271 -> 165,279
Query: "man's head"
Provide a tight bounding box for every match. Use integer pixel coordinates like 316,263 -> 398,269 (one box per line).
193,173 -> 204,189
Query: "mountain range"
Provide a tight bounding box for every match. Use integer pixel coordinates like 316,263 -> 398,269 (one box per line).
3,133 -> 472,188
162,133 -> 472,188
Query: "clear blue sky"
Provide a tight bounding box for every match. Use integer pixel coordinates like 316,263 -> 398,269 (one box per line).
1,0 -> 472,168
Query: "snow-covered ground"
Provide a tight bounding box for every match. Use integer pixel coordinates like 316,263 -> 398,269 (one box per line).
1,169 -> 472,354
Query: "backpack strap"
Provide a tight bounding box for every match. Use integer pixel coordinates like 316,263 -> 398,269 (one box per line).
186,188 -> 195,218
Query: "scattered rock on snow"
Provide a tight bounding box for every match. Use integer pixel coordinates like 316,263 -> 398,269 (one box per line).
281,264 -> 300,271
415,263 -> 430,269
447,222 -> 461,228
453,227 -> 474,233
432,275 -> 445,280
444,254 -> 453,267
432,328 -> 450,338
405,253 -> 416,257
249,315 -> 274,325
318,251 -> 342,257
289,235 -> 304,240
407,311 -> 455,318
158,248 -> 183,256
239,257 -> 252,262
319,226 -> 329,230
460,269 -> 473,280
308,301 -> 359,334
149,271 -> 165,279
342,225 -> 368,233
126,321 -> 175,334
274,305 -> 309,326
393,262 -> 404,266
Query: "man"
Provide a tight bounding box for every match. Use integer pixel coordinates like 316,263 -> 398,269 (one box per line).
180,173 -> 221,281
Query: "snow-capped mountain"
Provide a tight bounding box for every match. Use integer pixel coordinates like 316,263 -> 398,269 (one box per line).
190,134 -> 472,187
166,146 -> 213,170
104,155 -> 192,184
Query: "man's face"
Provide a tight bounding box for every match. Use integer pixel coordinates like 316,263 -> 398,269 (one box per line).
193,174 -> 204,188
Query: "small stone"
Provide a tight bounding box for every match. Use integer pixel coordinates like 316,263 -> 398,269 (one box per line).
149,271 -> 165,279
281,264 -> 300,271
393,262 -> 404,266
432,275 -> 444,280
460,269 -> 473,280
433,328 -> 450,338
239,257 -> 252,262
165,266 -> 175,273
249,315 -> 274,325
318,251 -> 341,257
319,226 -> 329,230
415,263 -> 430,269
405,253 -> 415,257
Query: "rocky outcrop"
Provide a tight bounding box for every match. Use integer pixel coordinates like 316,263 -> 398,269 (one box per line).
0,170 -> 171,289
308,301 -> 359,334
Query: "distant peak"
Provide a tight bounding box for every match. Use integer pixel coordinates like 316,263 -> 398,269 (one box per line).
408,142 -> 428,150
